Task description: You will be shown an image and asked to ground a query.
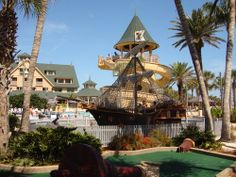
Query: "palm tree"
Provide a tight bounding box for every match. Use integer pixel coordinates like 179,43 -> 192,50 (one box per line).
232,69 -> 236,109
0,0 -> 41,154
186,76 -> 199,97
20,0 -> 48,133
174,0 -> 214,132
212,73 -> 224,109
207,0 -> 235,141
203,70 -> 215,94
221,0 -> 235,141
170,62 -> 194,103
170,7 -> 225,71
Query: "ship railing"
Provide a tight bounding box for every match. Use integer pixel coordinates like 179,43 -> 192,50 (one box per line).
98,54 -> 159,64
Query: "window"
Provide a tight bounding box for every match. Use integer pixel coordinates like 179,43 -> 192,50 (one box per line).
36,78 -> 43,82
19,68 -> 29,75
12,77 -> 17,81
54,88 -> 62,92
43,87 -> 48,91
57,79 -> 64,84
45,70 -> 56,75
65,79 -> 73,84
67,88 -> 75,92
17,87 -> 22,90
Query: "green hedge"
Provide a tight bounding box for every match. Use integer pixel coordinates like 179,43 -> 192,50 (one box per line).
7,127 -> 102,165
172,126 -> 222,150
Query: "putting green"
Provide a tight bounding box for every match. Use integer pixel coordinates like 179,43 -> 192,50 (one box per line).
0,170 -> 50,177
0,151 -> 234,177
107,151 -> 235,177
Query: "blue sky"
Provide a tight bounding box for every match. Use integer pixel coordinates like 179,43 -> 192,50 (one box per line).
16,0 -> 235,96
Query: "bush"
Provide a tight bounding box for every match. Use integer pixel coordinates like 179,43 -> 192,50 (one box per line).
172,126 -> 221,150
211,107 -> 222,118
10,94 -> 48,109
8,127 -> 102,165
9,114 -> 19,132
108,133 -> 145,151
148,129 -> 171,146
108,130 -> 171,151
231,109 -> 236,123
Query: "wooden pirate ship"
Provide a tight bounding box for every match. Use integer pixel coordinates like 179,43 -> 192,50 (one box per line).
87,15 -> 186,125
87,45 -> 186,125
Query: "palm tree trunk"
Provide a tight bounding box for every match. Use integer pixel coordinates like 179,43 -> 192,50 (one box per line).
0,68 -> 10,154
174,0 -> 214,132
221,0 -> 235,141
233,81 -> 236,109
196,45 -> 203,71
0,5 -> 17,154
177,84 -> 183,102
20,0 -> 48,132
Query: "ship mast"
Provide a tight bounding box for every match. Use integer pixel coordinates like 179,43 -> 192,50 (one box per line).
133,56 -> 138,114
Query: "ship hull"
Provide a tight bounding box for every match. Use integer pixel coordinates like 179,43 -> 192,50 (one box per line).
87,107 -> 184,125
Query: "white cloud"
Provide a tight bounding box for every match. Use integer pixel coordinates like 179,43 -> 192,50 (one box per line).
44,22 -> 69,33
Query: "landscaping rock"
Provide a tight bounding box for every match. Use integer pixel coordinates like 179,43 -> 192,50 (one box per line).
177,138 -> 195,152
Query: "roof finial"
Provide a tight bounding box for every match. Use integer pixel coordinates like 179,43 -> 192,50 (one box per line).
134,8 -> 137,16
89,75 -> 91,81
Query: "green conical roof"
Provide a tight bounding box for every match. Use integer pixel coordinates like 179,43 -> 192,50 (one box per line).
83,78 -> 96,87
114,15 -> 159,52
17,52 -> 31,59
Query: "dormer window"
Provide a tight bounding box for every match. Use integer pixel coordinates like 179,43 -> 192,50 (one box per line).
55,78 -> 73,84
19,68 -> 29,76
65,79 -> 73,84
45,70 -> 56,75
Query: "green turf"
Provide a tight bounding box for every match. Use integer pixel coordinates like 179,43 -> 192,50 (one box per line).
0,151 -> 234,177
0,170 -> 50,177
107,151 -> 235,177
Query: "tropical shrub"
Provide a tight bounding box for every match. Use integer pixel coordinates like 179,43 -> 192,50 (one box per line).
108,130 -> 171,151
8,114 -> 19,132
108,133 -> 145,151
172,126 -> 222,150
211,107 -> 222,118
7,127 -> 101,165
231,109 -> 236,123
10,94 -> 48,109
148,129 -> 171,146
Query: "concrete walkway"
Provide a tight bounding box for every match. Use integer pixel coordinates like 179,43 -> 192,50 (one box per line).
223,141 -> 236,149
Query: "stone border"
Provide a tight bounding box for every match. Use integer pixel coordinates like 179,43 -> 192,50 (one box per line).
0,163 -> 57,174
191,148 -> 236,160
0,146 -> 235,174
102,146 -> 177,158
216,162 -> 236,177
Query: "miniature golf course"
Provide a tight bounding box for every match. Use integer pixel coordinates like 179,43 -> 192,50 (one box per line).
107,151 -> 235,177
0,151 -> 234,177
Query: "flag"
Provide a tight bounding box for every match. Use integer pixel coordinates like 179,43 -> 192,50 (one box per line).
135,30 -> 145,41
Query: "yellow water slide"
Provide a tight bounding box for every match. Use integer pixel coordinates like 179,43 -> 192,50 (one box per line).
98,56 -> 173,88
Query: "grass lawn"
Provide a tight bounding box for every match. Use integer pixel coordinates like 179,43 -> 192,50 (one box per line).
107,151 -> 235,177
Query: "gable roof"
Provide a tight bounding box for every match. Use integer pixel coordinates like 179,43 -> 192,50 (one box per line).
83,78 -> 96,86
114,15 -> 159,51
78,88 -> 101,97
36,63 -> 79,88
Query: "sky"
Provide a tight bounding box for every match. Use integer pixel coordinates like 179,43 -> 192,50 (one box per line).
16,0 -> 235,96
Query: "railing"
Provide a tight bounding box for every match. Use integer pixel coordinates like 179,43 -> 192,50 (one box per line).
98,54 -> 159,64
30,118 -> 222,147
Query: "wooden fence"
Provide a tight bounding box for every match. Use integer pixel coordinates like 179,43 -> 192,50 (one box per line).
30,118 -> 222,147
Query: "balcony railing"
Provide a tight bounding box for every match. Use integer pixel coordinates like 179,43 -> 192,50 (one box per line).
99,54 -> 159,64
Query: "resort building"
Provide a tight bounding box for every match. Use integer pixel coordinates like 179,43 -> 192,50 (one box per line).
10,53 -> 79,99
78,77 -> 101,104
